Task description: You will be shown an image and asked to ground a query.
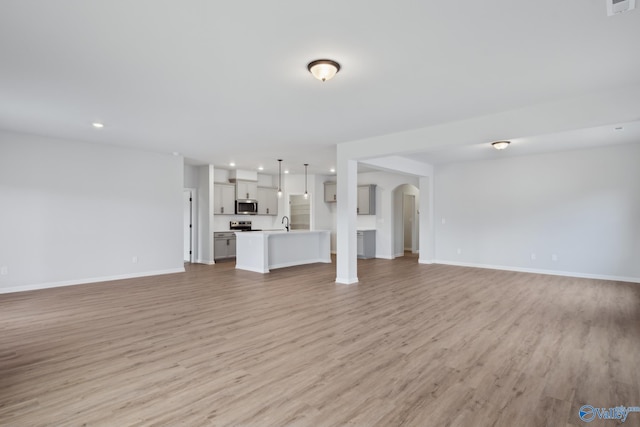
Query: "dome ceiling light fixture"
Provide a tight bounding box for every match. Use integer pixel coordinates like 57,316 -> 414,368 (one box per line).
491,140 -> 511,150
307,59 -> 340,82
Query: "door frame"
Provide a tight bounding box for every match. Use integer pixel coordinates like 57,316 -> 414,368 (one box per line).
184,188 -> 197,262
403,194 -> 418,253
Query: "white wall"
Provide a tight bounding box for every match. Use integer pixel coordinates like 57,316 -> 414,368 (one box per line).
357,171 -> 419,259
434,143 -> 640,281
311,171 -> 421,256
184,164 -> 199,188
0,130 -> 184,293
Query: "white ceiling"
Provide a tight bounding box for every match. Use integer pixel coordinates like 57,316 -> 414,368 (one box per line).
1,1 -> 639,175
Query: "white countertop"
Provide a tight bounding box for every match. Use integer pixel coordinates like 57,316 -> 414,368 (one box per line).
235,229 -> 330,236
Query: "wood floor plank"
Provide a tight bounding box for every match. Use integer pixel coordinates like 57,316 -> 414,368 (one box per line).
1,257 -> 639,426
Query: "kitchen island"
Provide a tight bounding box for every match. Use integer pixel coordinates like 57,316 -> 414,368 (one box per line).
235,230 -> 331,273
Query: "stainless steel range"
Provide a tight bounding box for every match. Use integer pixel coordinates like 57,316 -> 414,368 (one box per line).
229,220 -> 261,231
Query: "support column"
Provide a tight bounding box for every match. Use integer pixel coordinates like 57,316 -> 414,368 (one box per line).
197,164 -> 215,265
335,152 -> 358,284
418,175 -> 435,264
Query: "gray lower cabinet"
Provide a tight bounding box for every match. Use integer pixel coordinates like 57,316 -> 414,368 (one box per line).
357,230 -> 376,259
214,232 -> 236,260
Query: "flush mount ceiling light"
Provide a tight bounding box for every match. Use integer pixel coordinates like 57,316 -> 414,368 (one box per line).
491,140 -> 511,150
307,59 -> 340,82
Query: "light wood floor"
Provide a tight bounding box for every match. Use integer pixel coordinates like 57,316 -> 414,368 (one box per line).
1,257 -> 639,426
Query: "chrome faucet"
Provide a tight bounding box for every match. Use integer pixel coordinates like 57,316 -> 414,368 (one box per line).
282,216 -> 290,232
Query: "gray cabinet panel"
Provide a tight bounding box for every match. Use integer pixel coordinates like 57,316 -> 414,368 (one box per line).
214,232 -> 236,260
324,182 -> 337,203
357,185 -> 376,215
356,230 -> 376,259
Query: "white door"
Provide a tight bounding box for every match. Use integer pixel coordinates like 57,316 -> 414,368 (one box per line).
183,190 -> 192,262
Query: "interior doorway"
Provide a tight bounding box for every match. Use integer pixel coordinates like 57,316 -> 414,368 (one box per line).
403,194 -> 417,253
289,194 -> 311,230
393,184 -> 419,258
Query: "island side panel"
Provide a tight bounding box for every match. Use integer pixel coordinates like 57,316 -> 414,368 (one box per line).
268,231 -> 331,270
235,232 -> 270,273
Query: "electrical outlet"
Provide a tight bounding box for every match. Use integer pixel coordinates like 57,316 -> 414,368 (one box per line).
530,253 -> 536,261
551,254 -> 558,262
441,218 -> 446,225
0,266 -> 7,275
132,256 -> 138,264
456,248 -> 462,255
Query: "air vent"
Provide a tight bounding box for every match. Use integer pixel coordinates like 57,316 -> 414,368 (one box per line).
607,0 -> 635,16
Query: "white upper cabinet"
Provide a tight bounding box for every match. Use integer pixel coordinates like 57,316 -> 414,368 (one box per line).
257,187 -> 278,216
214,183 -> 235,215
236,180 -> 258,200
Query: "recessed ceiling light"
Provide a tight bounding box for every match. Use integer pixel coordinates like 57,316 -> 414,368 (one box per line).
229,162 -> 236,167
92,122 -> 104,128
284,170 -> 290,174
330,168 -> 335,173
258,166 -> 264,171
172,152 -> 181,156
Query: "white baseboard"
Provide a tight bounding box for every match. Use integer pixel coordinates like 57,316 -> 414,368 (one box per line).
336,277 -> 359,284
0,267 -> 186,294
270,258 -> 332,270
235,264 -> 269,274
432,260 -> 640,284
195,259 -> 215,265
418,258 -> 435,265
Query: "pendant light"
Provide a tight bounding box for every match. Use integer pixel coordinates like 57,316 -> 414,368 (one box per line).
303,163 -> 309,199
277,159 -> 283,198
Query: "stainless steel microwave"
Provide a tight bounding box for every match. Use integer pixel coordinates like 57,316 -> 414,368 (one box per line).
236,199 -> 258,215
